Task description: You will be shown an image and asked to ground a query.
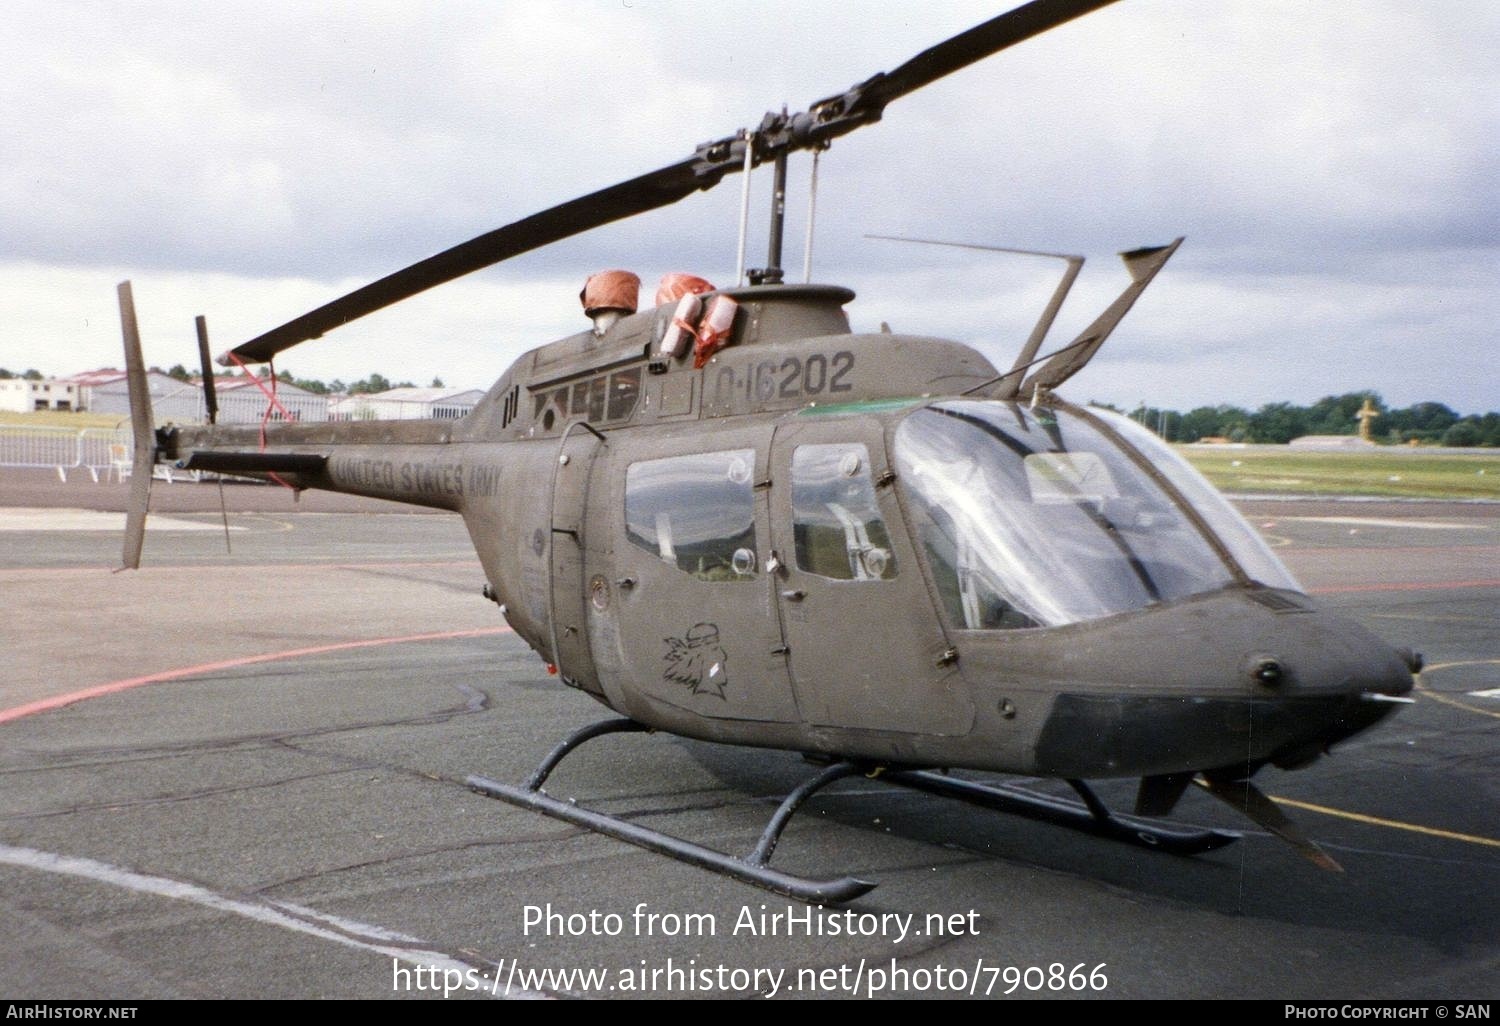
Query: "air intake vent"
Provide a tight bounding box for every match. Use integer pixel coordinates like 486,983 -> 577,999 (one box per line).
1247,589 -> 1311,613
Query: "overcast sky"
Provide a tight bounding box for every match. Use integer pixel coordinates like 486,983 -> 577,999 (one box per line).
3,1 -> 1495,412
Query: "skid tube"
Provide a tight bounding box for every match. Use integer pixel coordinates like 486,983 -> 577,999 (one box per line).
881,771 -> 1239,856
466,717 -> 1238,903
466,718 -> 876,904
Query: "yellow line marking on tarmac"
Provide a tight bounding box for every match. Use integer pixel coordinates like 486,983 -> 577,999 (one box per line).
1268,796 -> 1500,849
1259,659 -> 1500,851
1416,660 -> 1500,720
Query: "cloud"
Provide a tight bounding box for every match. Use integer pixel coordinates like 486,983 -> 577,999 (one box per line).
1,1 -> 1495,412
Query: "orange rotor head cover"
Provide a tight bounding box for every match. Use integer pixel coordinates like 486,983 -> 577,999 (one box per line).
655,273 -> 716,307
580,270 -> 641,315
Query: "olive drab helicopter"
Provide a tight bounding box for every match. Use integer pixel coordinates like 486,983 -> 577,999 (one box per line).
114,0 -> 1420,902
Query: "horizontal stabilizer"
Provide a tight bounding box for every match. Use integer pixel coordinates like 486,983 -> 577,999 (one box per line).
184,452 -> 328,476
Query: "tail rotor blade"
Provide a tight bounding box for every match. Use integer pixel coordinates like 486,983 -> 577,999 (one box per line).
117,281 -> 154,571
195,315 -> 218,424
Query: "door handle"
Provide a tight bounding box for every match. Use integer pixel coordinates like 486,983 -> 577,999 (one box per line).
780,589 -> 806,601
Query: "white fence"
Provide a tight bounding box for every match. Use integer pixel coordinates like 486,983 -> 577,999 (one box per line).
0,425 -> 138,482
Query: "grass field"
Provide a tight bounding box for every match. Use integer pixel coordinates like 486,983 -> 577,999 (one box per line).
1181,448 -> 1500,500
0,410 -> 128,429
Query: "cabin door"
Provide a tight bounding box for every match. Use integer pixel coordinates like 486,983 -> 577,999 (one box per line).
605,425 -> 800,724
770,415 -> 972,735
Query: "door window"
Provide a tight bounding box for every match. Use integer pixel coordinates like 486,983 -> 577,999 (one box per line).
790,443 -> 896,580
625,449 -> 758,582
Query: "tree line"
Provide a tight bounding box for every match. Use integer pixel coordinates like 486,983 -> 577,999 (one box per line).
1107,392 -> 1499,447
5,367 -> 1493,445
159,365 -> 442,396
2,366 -> 441,396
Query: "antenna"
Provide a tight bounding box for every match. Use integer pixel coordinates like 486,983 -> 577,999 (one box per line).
866,235 -> 1084,397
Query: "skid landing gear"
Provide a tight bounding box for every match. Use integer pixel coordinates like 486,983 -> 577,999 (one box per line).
883,771 -> 1238,856
467,718 -> 875,903
466,717 -> 1240,903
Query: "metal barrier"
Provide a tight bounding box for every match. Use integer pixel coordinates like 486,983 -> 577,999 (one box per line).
0,425 -> 134,482
0,425 -> 210,483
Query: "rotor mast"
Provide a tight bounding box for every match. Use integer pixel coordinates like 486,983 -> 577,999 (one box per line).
748,151 -> 790,286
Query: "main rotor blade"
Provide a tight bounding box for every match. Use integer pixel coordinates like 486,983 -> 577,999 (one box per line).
855,0 -> 1117,115
226,0 -> 1119,365
227,158 -> 708,365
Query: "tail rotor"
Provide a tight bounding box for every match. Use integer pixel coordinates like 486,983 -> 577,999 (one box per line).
117,280 -> 155,570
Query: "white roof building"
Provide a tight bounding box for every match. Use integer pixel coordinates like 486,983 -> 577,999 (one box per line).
329,386 -> 484,421
1288,434 -> 1377,450
63,369 -> 329,424
212,376 -> 330,423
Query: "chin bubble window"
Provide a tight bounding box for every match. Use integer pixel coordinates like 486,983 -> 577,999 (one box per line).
626,449 -> 758,582
790,443 -> 897,581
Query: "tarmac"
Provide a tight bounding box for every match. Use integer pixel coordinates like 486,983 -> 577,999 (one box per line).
1,467 -> 1495,999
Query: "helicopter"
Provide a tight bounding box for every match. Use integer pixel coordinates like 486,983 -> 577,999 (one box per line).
113,0 -> 1421,903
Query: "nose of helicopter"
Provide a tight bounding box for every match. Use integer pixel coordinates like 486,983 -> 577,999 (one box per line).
1240,603 -> 1417,769
991,587 -> 1421,779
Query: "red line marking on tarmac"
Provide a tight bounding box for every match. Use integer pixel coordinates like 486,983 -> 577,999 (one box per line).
0,626 -> 512,726
0,560 -> 482,578
1308,579 -> 1500,595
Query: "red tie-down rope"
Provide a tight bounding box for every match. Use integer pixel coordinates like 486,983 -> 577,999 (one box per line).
226,352 -> 297,490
